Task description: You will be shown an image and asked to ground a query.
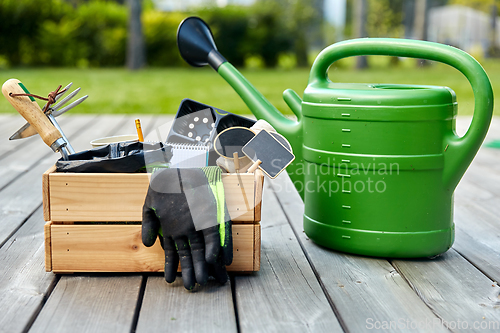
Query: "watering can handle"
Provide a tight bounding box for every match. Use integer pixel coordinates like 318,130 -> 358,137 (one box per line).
309,38 -> 493,189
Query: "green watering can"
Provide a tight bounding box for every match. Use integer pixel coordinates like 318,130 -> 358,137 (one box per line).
177,17 -> 493,258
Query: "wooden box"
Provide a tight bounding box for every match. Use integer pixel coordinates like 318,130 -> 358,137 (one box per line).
43,166 -> 263,273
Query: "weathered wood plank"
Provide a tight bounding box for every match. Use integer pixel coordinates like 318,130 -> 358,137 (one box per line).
450,119 -> 500,283
452,181 -> 500,283
135,278 -> 237,333
0,116 -> 139,333
235,183 -> 344,332
0,114 -> 53,161
392,250 -> 500,332
0,208 -> 56,333
28,275 -> 143,333
0,116 -> 127,248
270,173 -> 448,333
0,115 -> 82,191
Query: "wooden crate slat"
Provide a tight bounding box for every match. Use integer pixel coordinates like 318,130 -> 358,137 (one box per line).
48,171 -> 261,222
49,223 -> 258,273
48,173 -> 149,222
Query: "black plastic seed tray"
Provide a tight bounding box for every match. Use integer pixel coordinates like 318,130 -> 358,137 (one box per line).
166,99 -> 255,165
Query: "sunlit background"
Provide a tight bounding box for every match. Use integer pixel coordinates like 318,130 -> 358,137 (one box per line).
0,0 -> 498,115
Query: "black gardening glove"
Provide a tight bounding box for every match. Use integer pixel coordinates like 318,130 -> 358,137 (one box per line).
142,168 -> 232,290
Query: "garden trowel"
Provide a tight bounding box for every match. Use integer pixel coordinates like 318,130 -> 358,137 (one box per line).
2,79 -> 85,160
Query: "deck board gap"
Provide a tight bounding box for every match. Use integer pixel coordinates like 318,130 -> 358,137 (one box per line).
0,116 -> 97,194
107,117 -> 133,137
129,275 -> 148,333
267,184 -> 350,333
230,274 -> 242,333
22,274 -> 62,333
0,202 -> 42,250
453,249 -> 499,284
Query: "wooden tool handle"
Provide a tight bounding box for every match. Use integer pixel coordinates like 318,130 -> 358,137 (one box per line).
247,159 -> 262,173
2,79 -> 62,148
233,152 -> 240,172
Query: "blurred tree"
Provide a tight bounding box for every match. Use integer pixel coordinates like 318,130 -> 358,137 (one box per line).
196,6 -> 250,67
367,0 -> 404,38
0,0 -> 70,66
353,0 -> 368,68
143,11 -> 184,66
489,1 -> 500,56
126,0 -> 146,69
246,0 -> 293,67
282,0 -> 323,67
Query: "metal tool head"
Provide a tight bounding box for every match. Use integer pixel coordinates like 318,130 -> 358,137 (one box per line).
9,84 -> 86,141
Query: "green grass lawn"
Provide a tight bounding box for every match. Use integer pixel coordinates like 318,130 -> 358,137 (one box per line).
1,59 -> 499,116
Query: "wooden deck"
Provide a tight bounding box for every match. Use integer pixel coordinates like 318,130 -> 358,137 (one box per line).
0,114 -> 499,333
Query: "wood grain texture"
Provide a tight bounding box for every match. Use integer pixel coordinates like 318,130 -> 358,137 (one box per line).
253,169 -> 264,222
0,114 -> 81,191
2,79 -> 63,147
0,115 -> 134,333
222,173 -> 256,222
50,224 -> 257,273
0,114 -> 40,160
135,278 -> 237,333
0,116 -> 94,248
42,165 -> 56,221
393,250 -> 500,331
0,208 -> 56,333
451,118 -> 500,283
44,221 -> 52,272
253,223 -> 261,271
48,172 -> 258,222
235,182 -> 344,333
453,194 -> 500,283
270,173 -> 449,333
28,275 -> 143,333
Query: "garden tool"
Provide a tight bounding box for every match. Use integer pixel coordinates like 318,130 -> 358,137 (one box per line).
142,167 -> 232,290
8,81 -> 88,153
2,79 -> 86,160
177,17 -> 494,258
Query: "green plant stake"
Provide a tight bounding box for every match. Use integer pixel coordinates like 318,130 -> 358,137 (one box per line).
177,17 -> 493,258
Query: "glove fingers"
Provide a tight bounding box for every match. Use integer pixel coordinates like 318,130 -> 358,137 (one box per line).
142,207 -> 160,247
202,226 -> 221,265
163,236 -> 179,284
209,262 -> 229,285
188,232 -> 208,286
175,237 -> 196,290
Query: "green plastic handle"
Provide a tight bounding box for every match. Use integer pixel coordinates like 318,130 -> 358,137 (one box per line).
309,38 -> 493,189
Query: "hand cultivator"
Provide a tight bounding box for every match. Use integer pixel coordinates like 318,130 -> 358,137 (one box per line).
2,79 -> 88,160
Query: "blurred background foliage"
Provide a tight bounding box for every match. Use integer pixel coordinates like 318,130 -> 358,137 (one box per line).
0,0 -> 415,69
1,0 -> 499,116
1,0 -> 498,69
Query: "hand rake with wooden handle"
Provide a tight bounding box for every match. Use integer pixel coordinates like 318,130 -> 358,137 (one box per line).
2,79 -> 72,160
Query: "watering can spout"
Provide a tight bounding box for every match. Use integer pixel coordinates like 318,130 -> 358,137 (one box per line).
177,16 -> 305,198
283,89 -> 303,121
177,16 -> 299,131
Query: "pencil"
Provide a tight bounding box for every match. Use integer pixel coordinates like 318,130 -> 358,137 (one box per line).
135,119 -> 144,142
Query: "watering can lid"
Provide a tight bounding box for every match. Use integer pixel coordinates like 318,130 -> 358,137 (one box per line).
303,82 -> 456,108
